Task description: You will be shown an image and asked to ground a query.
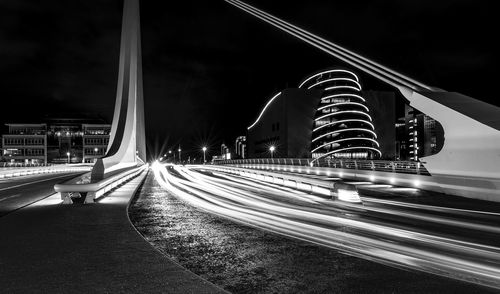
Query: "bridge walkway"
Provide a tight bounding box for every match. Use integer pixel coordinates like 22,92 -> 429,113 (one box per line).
0,171 -> 227,293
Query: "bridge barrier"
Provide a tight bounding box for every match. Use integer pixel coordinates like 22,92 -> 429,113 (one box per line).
0,164 -> 91,179
213,159 -> 500,202
196,165 -> 361,203
54,165 -> 147,204
214,158 -> 430,175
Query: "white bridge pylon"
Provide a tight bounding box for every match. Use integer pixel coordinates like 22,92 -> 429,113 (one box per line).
92,0 -> 146,181
225,0 -> 500,191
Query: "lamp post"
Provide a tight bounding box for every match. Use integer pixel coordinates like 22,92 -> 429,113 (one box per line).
202,146 -> 207,164
269,146 -> 275,159
178,147 -> 182,163
66,152 -> 70,164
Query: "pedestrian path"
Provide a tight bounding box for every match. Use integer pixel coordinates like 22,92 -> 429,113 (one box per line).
0,170 -> 227,293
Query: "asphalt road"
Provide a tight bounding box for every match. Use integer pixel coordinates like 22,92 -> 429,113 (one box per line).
0,172 -> 82,216
151,163 -> 500,290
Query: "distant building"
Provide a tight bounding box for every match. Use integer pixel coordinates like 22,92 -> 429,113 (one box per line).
403,105 -> 444,161
1,124 -> 47,165
82,124 -> 111,163
300,69 -> 381,161
247,68 -> 395,162
395,117 -> 407,160
234,136 -> 246,159
220,143 -> 231,160
246,68 -> 447,162
1,119 -> 110,164
247,88 -> 321,158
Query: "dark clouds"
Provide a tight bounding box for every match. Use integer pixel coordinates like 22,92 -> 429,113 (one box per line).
0,0 -> 497,157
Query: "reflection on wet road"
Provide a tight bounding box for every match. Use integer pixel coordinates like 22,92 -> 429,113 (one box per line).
151,163 -> 500,290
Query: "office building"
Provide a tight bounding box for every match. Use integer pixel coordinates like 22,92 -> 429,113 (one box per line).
234,136 -> 246,159
1,124 -> 47,165
247,88 -> 321,158
82,124 -> 111,163
299,69 -> 381,161
1,119 -> 110,164
404,105 -> 444,161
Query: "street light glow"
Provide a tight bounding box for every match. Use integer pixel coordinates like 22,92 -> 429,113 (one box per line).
202,146 -> 207,164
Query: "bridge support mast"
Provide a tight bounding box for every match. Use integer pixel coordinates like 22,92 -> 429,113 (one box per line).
92,0 -> 146,181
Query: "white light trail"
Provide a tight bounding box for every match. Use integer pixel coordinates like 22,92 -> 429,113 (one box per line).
151,163 -> 500,289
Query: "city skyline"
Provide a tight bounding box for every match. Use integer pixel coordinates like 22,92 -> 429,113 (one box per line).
0,0 -> 496,153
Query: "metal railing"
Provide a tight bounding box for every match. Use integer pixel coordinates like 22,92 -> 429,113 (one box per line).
199,165 -> 362,203
214,157 -> 431,176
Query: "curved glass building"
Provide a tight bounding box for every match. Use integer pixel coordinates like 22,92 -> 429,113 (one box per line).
299,69 -> 381,162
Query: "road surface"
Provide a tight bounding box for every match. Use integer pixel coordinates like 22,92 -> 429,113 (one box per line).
0,172 -> 82,216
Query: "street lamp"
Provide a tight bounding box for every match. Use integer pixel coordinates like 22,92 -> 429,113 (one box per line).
66,152 -> 70,164
94,147 -> 98,156
178,147 -> 182,163
269,146 -> 275,159
202,146 -> 207,164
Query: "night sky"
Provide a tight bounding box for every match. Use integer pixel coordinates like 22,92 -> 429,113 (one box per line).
0,0 -> 497,158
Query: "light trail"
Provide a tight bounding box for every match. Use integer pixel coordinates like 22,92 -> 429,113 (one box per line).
151,162 -> 500,289
363,197 -> 500,217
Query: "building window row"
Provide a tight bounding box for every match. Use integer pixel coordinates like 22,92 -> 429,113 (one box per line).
3,148 -> 45,156
84,138 -> 109,145
4,138 -> 46,146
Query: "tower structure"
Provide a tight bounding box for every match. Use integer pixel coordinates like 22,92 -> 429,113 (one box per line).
91,0 -> 146,181
299,69 -> 380,162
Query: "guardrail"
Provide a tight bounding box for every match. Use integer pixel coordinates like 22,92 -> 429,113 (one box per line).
0,163 -> 54,168
0,164 -> 91,179
54,165 -> 148,204
214,158 -> 430,176
198,165 -> 361,203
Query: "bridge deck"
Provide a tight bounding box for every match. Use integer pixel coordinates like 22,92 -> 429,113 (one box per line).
0,171 -> 226,293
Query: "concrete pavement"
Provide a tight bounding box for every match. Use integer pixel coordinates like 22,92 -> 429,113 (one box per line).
0,170 -> 227,293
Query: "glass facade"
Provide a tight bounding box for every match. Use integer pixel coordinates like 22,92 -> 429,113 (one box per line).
299,69 -> 381,162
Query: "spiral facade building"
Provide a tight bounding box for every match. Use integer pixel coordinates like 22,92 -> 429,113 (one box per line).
299,69 -> 381,162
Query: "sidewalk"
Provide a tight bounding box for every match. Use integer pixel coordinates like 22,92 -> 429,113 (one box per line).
0,171 -> 227,293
